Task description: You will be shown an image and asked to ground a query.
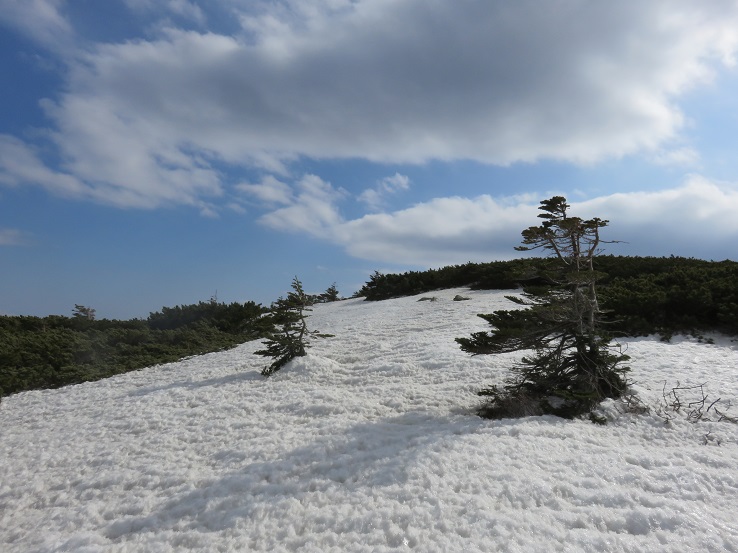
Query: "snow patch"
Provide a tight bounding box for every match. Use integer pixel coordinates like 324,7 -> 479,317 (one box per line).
1,289 -> 737,552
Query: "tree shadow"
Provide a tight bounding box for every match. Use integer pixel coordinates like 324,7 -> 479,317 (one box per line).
105,410 -> 481,540
126,369 -> 263,398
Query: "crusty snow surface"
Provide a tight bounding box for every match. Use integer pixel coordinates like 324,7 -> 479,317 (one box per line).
2,288 -> 738,552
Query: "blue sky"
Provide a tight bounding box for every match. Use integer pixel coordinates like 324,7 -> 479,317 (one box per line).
2,0 -> 738,319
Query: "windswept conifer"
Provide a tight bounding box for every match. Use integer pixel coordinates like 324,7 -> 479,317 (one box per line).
256,276 -> 332,376
73,305 -> 96,321
457,196 -> 630,419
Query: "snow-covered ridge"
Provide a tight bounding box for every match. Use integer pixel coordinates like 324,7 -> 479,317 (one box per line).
1,288 -> 737,552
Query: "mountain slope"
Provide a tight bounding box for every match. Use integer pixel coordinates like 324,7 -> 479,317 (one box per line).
1,289 -> 737,552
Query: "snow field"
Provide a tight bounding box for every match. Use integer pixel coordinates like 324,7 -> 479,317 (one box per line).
1,288 -> 737,552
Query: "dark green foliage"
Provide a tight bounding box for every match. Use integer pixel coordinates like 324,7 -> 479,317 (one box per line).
0,300 -> 269,398
147,300 -> 269,336
463,305 -> 630,418
356,262 -> 525,301
457,196 -> 630,419
319,282 -> 340,303
357,256 -> 738,338
255,277 -> 332,377
594,256 -> 738,336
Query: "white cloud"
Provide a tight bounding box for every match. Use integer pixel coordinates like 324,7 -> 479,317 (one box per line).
249,176 -> 738,266
168,0 -> 205,23
257,174 -> 347,238
0,134 -> 88,197
237,175 -> 293,205
0,128 -> 221,209
358,172 -> 410,210
567,176 -> 738,260
356,189 -> 382,211
123,0 -> 206,25
0,0 -> 72,49
578,174 -> 738,231
341,195 -> 538,265
653,148 -> 701,167
2,1 -> 738,210
0,228 -> 27,246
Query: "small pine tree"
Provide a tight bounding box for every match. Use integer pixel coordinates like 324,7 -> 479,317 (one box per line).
320,282 -> 340,303
73,304 -> 96,321
255,276 -> 331,376
456,196 -> 629,419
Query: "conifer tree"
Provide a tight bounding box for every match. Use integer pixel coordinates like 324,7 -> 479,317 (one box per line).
255,276 -> 331,376
320,282 -> 340,303
72,304 -> 96,321
456,196 -> 629,419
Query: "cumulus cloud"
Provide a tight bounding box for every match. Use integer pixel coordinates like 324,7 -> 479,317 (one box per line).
2,1 -> 738,209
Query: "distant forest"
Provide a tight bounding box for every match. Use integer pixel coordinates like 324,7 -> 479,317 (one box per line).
357,255 -> 738,338
2,255 -> 737,399
0,301 -> 271,398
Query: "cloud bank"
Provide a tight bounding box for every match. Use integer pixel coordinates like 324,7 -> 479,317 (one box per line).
246,175 -> 738,266
1,0 -> 737,209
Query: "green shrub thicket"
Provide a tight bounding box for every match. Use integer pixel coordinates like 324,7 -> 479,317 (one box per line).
357,256 -> 738,337
594,256 -> 738,336
0,300 -> 270,398
356,261 -> 527,301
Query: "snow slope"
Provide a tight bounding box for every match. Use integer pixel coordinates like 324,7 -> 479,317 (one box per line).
1,288 -> 737,552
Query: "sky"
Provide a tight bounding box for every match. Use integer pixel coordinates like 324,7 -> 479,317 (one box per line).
2,0 -> 738,319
